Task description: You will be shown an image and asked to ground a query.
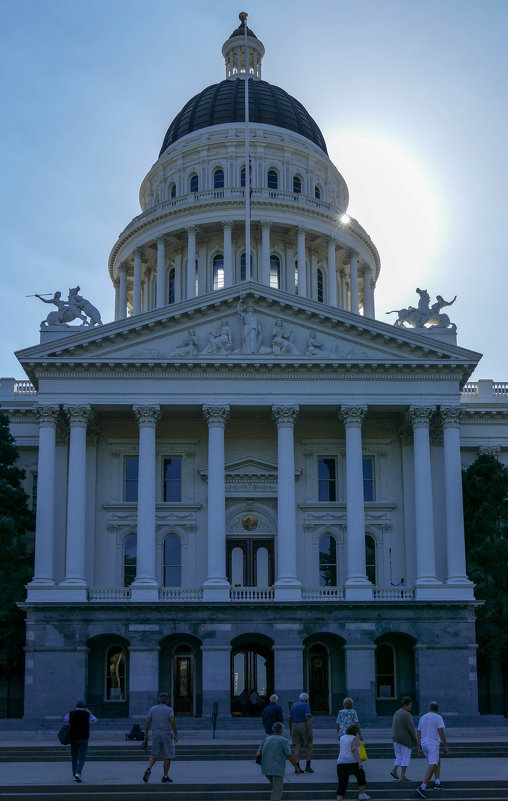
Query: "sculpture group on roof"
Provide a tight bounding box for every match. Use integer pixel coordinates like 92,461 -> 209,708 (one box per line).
35,286 -> 103,328
387,288 -> 457,330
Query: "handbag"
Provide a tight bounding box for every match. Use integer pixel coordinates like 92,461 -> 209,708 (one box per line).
359,738 -> 368,761
255,752 -> 262,765
58,724 -> 71,745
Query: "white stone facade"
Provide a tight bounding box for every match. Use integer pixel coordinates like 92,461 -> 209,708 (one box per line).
1,19 -> 507,721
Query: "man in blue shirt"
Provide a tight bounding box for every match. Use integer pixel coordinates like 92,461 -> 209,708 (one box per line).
262,694 -> 284,735
288,692 -> 314,773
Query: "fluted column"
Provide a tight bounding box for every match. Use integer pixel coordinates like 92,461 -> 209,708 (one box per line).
133,249 -> 142,315
272,405 -> 301,600
118,264 -> 127,319
186,227 -> 196,299
441,408 -> 474,596
297,227 -> 307,297
223,222 -> 233,287
349,251 -> 359,313
408,407 -> 440,591
29,406 -> 60,590
156,236 -> 166,308
362,265 -> 375,318
339,406 -> 372,599
327,238 -> 337,307
261,222 -> 271,285
132,405 -> 160,595
203,405 -> 230,600
61,405 -> 91,592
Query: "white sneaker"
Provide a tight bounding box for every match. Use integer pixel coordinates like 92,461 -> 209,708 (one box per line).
358,794 -> 370,800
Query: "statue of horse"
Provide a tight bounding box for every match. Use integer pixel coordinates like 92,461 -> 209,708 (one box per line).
387,290 -> 456,330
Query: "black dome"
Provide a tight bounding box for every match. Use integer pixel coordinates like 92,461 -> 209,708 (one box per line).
159,78 -> 328,156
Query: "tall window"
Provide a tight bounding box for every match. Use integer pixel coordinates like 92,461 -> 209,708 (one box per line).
293,175 -> 302,194
314,185 -> 321,200
376,644 -> 395,698
190,173 -> 199,193
163,457 -> 182,502
363,456 -> 375,501
163,534 -> 182,586
318,457 -> 336,501
240,166 -> 246,187
123,534 -> 137,586
213,254 -> 225,290
317,268 -> 324,303
267,169 -> 278,189
124,457 -> 138,501
168,267 -> 175,305
269,255 -> 281,289
169,182 -> 176,199
295,260 -> 299,294
319,534 -> 337,586
365,534 -> 376,584
240,252 -> 252,281
213,168 -> 224,189
105,645 -> 126,701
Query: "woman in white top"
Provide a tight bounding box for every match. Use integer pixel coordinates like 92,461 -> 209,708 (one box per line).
336,724 -> 370,801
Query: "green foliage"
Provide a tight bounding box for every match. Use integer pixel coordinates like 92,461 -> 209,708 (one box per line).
462,454 -> 508,656
0,410 -> 34,672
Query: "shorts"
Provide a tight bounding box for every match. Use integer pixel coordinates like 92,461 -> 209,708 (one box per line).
421,740 -> 440,766
151,732 -> 175,760
393,742 -> 412,767
292,721 -> 312,747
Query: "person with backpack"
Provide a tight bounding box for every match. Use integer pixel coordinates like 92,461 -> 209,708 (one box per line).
63,699 -> 97,782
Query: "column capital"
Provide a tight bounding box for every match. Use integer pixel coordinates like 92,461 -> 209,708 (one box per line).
133,247 -> 143,259
297,226 -> 307,236
63,405 -> 92,427
186,226 -> 197,235
222,220 -> 234,230
260,220 -> 272,231
156,234 -> 167,245
327,236 -> 337,247
133,405 -> 160,427
272,404 -> 299,427
348,249 -> 358,261
339,405 -> 367,427
118,262 -> 127,274
407,406 -> 435,428
440,406 -> 462,427
359,263 -> 372,277
203,405 -> 230,426
34,405 -> 60,426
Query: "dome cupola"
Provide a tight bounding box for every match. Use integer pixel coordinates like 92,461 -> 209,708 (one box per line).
222,11 -> 265,80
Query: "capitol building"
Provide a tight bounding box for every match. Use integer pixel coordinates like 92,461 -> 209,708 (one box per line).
1,15 -> 507,721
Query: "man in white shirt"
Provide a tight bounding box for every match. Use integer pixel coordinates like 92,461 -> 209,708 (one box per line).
416,702 -> 450,798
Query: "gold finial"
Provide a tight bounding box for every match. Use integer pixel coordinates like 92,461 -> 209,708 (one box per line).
239,11 -> 248,24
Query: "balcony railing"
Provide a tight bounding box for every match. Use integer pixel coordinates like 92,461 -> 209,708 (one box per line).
230,587 -> 275,601
158,588 -> 203,601
88,588 -> 132,601
372,587 -> 414,600
302,587 -> 345,600
86,585 -> 415,602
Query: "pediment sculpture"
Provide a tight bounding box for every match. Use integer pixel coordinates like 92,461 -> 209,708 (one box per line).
387,288 -> 457,330
34,286 -> 103,328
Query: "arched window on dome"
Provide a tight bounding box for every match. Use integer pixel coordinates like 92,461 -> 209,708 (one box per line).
270,255 -> 281,289
319,534 -> 337,586
168,268 -> 175,305
123,534 -> 137,587
163,534 -> 182,587
190,174 -> 199,193
293,175 -> 302,194
169,182 -> 177,199
317,268 -> 324,303
213,254 -> 225,291
213,168 -> 224,189
365,534 -> 376,585
314,184 -> 321,200
294,260 -> 299,296
240,166 -> 246,188
240,252 -> 252,282
267,169 -> 278,190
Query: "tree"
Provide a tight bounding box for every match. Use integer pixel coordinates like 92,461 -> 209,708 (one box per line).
462,453 -> 508,714
0,410 -> 34,712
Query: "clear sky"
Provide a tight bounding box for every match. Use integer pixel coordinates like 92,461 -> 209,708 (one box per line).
1,0 -> 507,380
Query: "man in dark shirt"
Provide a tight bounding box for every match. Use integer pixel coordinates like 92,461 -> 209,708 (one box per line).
263,694 -> 284,735
64,699 -> 97,782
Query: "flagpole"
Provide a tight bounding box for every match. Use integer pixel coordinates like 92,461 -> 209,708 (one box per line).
241,11 -> 251,281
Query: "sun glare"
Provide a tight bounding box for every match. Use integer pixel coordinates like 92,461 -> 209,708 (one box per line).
327,135 -> 441,303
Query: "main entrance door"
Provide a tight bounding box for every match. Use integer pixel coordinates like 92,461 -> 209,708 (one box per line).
309,644 -> 329,714
231,643 -> 273,715
172,647 -> 194,716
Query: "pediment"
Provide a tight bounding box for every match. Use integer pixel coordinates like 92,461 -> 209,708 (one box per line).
16,283 -> 481,385
198,452 -> 302,498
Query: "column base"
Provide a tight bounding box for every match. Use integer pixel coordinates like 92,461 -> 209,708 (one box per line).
344,585 -> 373,601
55,585 -> 88,602
274,586 -> 302,601
415,583 -> 475,601
130,586 -> 159,602
202,585 -> 231,602
26,584 -> 61,602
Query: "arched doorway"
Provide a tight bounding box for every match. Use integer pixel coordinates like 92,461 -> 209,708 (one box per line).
304,633 -> 345,716
308,644 -> 329,714
87,634 -> 129,718
159,635 -> 202,717
230,637 -> 274,716
375,632 -> 417,716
